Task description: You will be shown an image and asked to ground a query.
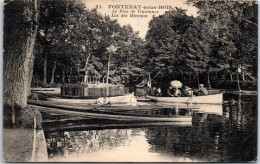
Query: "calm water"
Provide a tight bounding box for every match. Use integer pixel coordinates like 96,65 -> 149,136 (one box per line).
42,93 -> 257,162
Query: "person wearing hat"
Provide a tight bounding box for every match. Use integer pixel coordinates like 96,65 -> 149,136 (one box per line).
195,84 -> 209,96
183,86 -> 192,97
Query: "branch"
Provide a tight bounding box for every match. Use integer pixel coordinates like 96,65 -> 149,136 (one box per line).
242,17 -> 258,27
4,0 -> 13,6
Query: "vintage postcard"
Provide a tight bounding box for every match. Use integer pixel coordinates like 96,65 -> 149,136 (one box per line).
2,0 -> 258,162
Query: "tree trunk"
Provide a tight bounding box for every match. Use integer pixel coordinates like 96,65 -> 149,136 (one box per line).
3,0 -> 41,108
106,52 -> 112,84
62,70 -> 65,83
242,71 -> 245,82
207,72 -> 211,88
68,67 -> 72,84
11,93 -> 15,127
196,73 -> 200,88
237,73 -> 241,91
84,52 -> 91,84
230,72 -> 233,82
50,60 -> 57,84
43,53 -> 47,85
189,73 -> 191,87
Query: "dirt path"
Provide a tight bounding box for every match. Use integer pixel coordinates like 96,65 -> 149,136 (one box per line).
3,128 -> 48,162
3,128 -> 33,162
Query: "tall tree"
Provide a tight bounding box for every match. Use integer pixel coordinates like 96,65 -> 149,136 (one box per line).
145,8 -> 195,85
4,0 -> 41,108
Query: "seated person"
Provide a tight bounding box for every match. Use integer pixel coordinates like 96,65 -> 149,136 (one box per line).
155,87 -> 162,96
174,88 -> 182,97
167,87 -> 181,97
195,84 -> 209,96
183,86 -> 192,97
150,87 -> 157,96
167,86 -> 174,97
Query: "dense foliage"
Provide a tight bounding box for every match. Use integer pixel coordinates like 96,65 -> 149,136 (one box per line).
145,1 -> 257,90
32,0 -> 257,90
33,0 -> 146,87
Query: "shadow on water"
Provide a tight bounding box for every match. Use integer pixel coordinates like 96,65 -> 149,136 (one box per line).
43,93 -> 257,162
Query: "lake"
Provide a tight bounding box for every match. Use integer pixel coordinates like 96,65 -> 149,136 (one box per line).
42,93 -> 257,162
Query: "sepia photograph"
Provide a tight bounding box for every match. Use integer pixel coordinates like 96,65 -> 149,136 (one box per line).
2,0 -> 258,162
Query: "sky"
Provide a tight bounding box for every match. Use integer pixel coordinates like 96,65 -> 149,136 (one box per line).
83,0 -> 198,39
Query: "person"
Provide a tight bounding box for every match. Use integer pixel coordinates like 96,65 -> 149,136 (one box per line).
150,87 -> 157,96
195,84 -> 209,96
155,87 -> 162,96
183,86 -> 192,97
167,86 -> 174,97
174,88 -> 182,97
167,86 -> 181,97
144,84 -> 151,95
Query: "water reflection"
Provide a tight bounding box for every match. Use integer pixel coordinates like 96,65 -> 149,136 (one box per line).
44,94 -> 257,162
46,129 -> 134,159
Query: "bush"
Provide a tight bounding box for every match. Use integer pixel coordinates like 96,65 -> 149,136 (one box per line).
16,107 -> 42,130
3,105 -> 42,129
3,104 -> 22,128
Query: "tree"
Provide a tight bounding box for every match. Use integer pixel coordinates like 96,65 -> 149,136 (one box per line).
190,0 -> 258,89
4,0 -> 41,108
145,8 -> 195,86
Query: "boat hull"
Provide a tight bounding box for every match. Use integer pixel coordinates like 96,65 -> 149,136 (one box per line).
97,92 -> 137,105
29,104 -> 192,123
47,98 -> 97,104
146,93 -> 223,104
47,93 -> 137,105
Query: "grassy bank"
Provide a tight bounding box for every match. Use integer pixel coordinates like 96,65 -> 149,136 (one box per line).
3,128 -> 34,162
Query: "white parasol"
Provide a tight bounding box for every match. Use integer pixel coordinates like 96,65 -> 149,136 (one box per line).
170,80 -> 183,88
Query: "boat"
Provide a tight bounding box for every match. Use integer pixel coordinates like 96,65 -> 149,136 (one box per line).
136,83 -> 145,88
28,103 -> 192,123
146,93 -> 223,104
97,92 -> 137,105
47,97 -> 97,104
47,92 -> 137,105
31,87 -> 61,94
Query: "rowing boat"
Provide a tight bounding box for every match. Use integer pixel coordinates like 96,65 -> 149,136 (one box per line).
29,104 -> 192,123
47,92 -> 137,105
97,92 -> 137,105
146,93 -> 223,104
47,97 -> 97,104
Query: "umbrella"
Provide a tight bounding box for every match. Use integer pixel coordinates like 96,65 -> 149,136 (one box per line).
170,80 -> 183,88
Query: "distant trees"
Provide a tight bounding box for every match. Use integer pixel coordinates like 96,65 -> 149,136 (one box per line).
33,1 -> 145,86
145,1 -> 257,89
30,0 -> 257,90
145,8 -> 195,87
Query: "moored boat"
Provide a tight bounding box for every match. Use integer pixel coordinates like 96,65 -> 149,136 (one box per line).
47,97 -> 97,104
146,93 -> 223,104
47,92 -> 137,105
29,104 -> 192,123
97,92 -> 137,105
136,84 -> 145,88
